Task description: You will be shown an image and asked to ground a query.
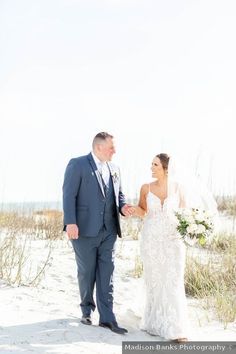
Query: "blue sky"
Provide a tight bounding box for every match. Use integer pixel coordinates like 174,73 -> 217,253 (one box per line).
0,0 -> 236,202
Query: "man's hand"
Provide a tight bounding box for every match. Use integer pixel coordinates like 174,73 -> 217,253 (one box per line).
66,224 -> 79,239
121,204 -> 135,217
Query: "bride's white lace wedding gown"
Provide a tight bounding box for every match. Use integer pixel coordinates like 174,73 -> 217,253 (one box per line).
140,187 -> 189,339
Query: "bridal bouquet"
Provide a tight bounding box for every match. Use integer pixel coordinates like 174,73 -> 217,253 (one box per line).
175,208 -> 214,246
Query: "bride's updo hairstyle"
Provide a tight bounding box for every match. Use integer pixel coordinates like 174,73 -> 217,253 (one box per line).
156,153 -> 170,172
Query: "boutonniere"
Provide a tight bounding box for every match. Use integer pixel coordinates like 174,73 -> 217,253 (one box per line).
111,171 -> 119,184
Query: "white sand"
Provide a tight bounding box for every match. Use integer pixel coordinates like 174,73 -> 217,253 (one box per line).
0,238 -> 235,354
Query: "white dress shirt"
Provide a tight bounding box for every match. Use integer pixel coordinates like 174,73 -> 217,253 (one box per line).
91,152 -> 110,186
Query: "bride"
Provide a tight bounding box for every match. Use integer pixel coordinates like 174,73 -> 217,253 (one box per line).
132,153 -> 189,342
132,153 -> 218,341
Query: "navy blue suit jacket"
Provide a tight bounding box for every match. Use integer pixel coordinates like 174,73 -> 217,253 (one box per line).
63,153 -> 126,237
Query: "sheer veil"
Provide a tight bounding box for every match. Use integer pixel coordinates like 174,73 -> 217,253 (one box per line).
167,155 -> 219,219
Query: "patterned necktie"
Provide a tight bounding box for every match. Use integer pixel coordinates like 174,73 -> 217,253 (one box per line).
98,163 -> 108,196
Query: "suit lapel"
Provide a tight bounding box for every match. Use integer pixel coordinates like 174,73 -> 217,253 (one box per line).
87,153 -> 106,197
107,162 -> 119,206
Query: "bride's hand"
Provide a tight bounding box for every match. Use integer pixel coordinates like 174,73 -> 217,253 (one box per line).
128,206 -> 137,216
131,206 -> 146,217
121,204 -> 135,217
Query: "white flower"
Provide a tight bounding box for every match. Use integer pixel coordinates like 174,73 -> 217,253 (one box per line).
185,215 -> 195,224
195,211 -> 205,222
187,224 -> 198,234
196,224 -> 206,234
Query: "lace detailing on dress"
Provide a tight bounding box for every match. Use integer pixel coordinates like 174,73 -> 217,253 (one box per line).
140,191 -> 189,339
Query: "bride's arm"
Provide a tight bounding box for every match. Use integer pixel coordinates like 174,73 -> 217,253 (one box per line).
132,184 -> 148,217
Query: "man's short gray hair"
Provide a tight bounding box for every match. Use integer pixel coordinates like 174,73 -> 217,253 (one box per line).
92,132 -> 113,149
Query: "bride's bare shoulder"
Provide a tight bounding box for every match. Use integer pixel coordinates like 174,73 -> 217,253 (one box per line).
140,183 -> 150,194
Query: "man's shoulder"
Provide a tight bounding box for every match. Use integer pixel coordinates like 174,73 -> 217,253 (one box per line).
68,154 -> 90,165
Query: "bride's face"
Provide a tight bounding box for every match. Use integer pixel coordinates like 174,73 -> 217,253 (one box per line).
151,157 -> 165,178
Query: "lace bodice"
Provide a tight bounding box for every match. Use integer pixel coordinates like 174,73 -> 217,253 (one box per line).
146,191 -> 180,218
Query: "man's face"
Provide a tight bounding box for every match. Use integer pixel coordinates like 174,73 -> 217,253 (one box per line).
98,137 -> 116,161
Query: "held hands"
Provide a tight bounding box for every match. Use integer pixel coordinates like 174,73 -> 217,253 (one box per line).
122,205 -> 146,217
66,224 -> 79,239
121,204 -> 136,217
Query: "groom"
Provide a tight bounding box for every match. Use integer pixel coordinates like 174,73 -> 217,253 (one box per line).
63,132 -> 132,335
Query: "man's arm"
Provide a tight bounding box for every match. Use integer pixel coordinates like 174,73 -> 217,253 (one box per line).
63,158 -> 81,238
